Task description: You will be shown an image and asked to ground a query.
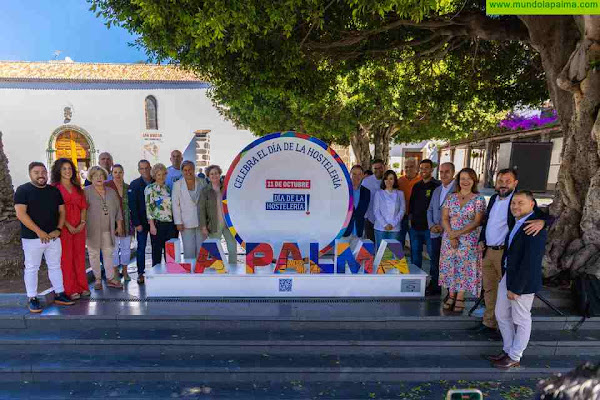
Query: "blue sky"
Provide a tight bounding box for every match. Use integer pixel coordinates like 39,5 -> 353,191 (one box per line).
0,0 -> 148,63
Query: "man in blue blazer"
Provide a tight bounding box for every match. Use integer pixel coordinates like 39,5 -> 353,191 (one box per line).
127,160 -> 155,284
426,162 -> 456,295
486,190 -> 547,369
343,165 -> 371,243
476,168 -> 549,335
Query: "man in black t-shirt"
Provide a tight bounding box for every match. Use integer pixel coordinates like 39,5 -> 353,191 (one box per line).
408,159 -> 441,270
14,162 -> 74,313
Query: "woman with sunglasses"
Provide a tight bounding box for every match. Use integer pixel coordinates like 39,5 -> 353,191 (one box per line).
84,166 -> 124,290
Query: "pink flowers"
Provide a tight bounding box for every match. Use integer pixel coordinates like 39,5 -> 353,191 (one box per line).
499,109 -> 558,131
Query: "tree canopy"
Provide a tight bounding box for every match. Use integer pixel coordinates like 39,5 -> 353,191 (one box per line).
91,0 -> 548,166
91,1 -> 600,277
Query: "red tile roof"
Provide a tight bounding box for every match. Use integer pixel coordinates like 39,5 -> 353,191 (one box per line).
0,61 -> 205,82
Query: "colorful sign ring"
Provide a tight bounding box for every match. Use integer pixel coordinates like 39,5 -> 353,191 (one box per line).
222,131 -> 353,254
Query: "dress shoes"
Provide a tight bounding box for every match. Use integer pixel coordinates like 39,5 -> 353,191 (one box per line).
485,351 -> 508,362
493,356 -> 520,369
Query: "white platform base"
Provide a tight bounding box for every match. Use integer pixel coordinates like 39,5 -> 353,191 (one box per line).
145,262 -> 428,298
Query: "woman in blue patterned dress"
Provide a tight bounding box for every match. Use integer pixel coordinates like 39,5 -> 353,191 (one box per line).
439,168 -> 486,313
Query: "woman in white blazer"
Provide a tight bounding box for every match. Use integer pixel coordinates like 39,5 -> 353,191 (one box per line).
373,170 -> 406,251
172,161 -> 207,259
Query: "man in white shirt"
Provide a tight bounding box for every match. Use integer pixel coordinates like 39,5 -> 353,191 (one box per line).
166,150 -> 183,190
476,169 -> 545,335
361,159 -> 385,242
486,190 -> 546,369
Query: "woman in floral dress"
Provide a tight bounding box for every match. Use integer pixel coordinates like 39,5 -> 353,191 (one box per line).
439,168 -> 486,313
145,163 -> 177,266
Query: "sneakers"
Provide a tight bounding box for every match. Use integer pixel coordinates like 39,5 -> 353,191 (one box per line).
54,292 -> 75,306
28,297 -> 42,313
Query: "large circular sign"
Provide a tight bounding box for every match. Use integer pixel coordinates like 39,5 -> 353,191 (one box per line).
223,131 -> 353,254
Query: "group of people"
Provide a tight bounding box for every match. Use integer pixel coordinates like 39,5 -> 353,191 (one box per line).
344,158 -> 549,369
15,150 -> 549,368
14,150 -> 236,313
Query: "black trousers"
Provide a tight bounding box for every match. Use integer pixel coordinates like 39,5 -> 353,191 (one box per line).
364,219 -> 375,243
151,221 -> 178,266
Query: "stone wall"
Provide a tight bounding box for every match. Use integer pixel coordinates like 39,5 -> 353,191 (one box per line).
194,130 -> 211,175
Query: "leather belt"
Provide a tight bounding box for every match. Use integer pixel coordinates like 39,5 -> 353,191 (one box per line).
488,245 -> 505,250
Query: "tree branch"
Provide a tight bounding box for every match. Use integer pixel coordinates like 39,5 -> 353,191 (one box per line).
304,11 -> 529,56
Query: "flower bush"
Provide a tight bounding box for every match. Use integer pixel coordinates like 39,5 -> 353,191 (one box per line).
499,109 -> 558,131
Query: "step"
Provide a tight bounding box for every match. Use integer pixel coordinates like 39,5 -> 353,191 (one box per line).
0,328 -> 597,356
0,379 -> 548,400
0,301 -> 589,331
0,352 -> 585,382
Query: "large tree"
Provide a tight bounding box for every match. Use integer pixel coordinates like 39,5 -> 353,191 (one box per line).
91,1 -> 595,276
0,132 -> 24,278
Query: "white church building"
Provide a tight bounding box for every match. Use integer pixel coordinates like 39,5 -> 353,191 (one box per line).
0,60 -> 256,187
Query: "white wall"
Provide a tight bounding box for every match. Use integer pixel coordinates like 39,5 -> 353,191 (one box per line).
440,149 -> 452,164
0,86 -> 256,187
547,137 -> 563,188
453,148 -> 467,170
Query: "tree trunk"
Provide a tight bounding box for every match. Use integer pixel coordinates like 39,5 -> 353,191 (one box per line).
350,124 -> 372,170
372,124 -> 394,167
0,132 -> 24,278
520,16 -> 600,278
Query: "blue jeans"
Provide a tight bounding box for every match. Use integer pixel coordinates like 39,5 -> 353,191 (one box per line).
374,229 -> 399,252
398,215 -> 409,247
409,228 -> 433,269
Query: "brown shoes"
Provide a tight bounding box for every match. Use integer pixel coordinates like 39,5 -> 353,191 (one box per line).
493,356 -> 520,369
137,274 -> 145,285
94,280 -> 103,290
106,279 -> 123,289
485,352 -> 508,362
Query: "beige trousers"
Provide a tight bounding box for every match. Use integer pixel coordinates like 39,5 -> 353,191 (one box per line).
482,248 -> 504,329
87,232 -> 115,281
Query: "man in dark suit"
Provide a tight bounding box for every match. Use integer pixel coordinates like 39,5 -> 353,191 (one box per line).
475,168 -> 548,335
128,160 -> 155,284
426,162 -> 455,296
486,190 -> 547,369
343,165 -> 371,244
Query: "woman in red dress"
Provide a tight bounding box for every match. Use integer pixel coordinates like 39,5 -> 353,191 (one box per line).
51,158 -> 89,300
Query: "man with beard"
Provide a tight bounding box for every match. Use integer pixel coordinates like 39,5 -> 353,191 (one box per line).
361,159 -> 385,243
408,159 -> 440,270
475,169 -> 547,336
486,190 -> 547,369
14,162 -> 75,313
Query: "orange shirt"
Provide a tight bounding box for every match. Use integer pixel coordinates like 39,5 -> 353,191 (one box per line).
397,175 -> 422,214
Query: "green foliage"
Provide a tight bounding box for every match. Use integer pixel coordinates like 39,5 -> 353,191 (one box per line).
90,0 -> 547,146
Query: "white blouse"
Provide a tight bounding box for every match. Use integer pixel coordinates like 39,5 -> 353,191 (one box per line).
373,189 -> 406,232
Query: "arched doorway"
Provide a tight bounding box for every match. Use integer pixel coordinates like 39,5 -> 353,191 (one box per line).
47,125 -> 96,181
